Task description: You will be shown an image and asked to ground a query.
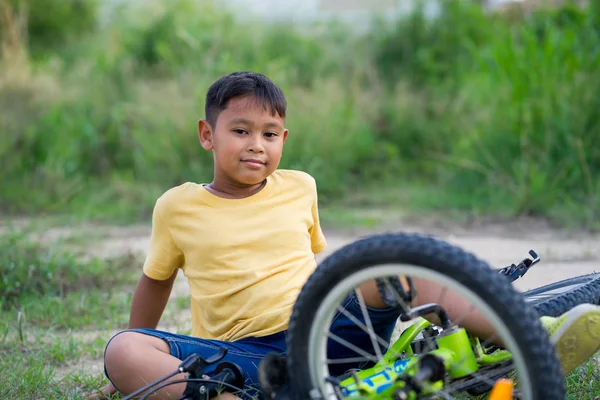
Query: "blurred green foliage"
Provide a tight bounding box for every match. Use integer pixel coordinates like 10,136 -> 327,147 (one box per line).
3,0 -> 99,55
1,0 -> 598,226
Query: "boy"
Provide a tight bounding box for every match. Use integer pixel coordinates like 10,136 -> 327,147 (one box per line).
92,71 -> 600,400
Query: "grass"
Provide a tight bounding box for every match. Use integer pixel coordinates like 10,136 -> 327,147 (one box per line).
0,229 -> 136,398
0,333 -> 109,399
566,359 -> 600,399
0,229 -> 153,398
0,225 -> 197,399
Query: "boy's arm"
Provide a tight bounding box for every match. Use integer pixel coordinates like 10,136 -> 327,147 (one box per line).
128,271 -> 178,329
309,176 -> 327,254
129,192 -> 184,329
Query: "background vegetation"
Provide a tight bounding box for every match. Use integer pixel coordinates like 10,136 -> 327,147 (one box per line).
1,0 -> 598,228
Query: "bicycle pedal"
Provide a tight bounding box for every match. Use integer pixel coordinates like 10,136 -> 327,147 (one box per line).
489,379 -> 514,400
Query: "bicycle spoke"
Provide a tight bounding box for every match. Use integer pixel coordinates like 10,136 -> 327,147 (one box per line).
354,288 -> 385,362
437,285 -> 449,308
326,356 -> 372,364
335,304 -> 390,350
452,361 -> 512,390
443,363 -> 516,393
382,278 -> 413,313
326,331 -> 380,364
420,285 -> 449,354
381,279 -> 440,365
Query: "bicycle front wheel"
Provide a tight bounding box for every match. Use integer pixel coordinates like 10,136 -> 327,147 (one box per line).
286,233 -> 565,400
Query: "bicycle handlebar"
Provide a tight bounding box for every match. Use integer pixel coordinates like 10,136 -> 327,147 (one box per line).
180,361 -> 245,400
121,348 -> 248,400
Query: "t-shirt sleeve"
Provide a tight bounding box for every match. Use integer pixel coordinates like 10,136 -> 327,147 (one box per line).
309,180 -> 327,254
142,195 -> 184,280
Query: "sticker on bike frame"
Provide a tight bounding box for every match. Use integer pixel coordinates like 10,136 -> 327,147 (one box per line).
340,358 -> 411,396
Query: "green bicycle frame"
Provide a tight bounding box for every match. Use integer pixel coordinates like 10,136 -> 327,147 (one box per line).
337,318 -> 512,398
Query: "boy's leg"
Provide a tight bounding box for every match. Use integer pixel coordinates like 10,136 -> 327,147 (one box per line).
104,330 -> 187,399
104,328 -> 287,400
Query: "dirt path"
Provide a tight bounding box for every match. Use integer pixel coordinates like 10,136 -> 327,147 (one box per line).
7,217 -> 598,384
84,218 -> 600,294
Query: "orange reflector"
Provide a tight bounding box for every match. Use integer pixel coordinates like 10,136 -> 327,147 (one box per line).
489,379 -> 514,400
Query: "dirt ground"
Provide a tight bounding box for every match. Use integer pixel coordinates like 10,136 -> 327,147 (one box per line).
82,217 -> 600,294
6,216 -> 600,385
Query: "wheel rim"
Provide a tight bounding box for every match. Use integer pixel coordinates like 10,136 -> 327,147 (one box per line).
306,263 -> 535,400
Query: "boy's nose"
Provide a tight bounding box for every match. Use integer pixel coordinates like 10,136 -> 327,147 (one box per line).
248,138 -> 265,153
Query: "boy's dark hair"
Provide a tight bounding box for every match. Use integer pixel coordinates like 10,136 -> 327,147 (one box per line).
205,71 -> 287,128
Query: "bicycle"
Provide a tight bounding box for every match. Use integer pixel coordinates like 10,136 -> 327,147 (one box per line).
271,233 -> 600,399
125,232 -> 600,400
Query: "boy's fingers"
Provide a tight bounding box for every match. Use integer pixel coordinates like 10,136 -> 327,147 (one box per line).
85,391 -> 105,400
86,382 -> 116,399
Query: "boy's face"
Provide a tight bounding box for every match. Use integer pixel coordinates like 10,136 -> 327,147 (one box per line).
198,96 -> 288,187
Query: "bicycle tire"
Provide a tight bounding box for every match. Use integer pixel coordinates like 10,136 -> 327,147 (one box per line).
532,274 -> 600,318
286,233 -> 565,400
524,273 -> 599,298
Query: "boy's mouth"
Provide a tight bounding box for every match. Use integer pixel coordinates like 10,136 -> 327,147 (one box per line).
241,159 -> 266,168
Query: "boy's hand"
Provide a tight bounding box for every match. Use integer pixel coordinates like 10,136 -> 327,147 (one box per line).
87,381 -> 117,399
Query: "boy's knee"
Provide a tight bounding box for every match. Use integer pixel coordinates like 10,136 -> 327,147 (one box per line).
104,331 -> 135,375
104,331 -> 170,377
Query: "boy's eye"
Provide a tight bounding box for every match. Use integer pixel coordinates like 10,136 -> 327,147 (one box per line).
264,132 -> 277,138
233,129 -> 248,135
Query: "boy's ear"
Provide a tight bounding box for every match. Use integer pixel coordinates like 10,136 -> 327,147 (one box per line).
198,119 -> 214,150
282,128 -> 289,143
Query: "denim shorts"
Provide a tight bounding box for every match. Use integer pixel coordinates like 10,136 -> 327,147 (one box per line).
104,291 -> 400,398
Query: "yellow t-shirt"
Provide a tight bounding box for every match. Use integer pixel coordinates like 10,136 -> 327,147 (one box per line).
142,169 -> 327,342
